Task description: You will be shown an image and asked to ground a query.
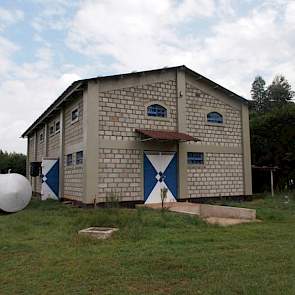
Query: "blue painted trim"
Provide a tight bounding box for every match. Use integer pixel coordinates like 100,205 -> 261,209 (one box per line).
143,154 -> 158,201
163,153 -> 178,199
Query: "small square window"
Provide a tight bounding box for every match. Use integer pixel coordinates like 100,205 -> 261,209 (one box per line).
66,154 -> 73,166
71,108 -> 79,123
187,152 -> 204,165
76,151 -> 83,165
55,121 -> 60,133
49,124 -> 55,136
39,132 -> 44,143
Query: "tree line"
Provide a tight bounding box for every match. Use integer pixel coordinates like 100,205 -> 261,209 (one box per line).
0,150 -> 26,176
250,75 -> 295,192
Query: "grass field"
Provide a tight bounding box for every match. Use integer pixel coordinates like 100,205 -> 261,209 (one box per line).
1,193 -> 295,295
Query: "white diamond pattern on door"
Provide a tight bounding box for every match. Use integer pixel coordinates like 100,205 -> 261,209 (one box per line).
144,151 -> 177,204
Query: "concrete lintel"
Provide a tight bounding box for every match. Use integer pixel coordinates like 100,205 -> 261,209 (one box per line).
64,142 -> 84,155
181,142 -> 242,154
99,139 -> 242,154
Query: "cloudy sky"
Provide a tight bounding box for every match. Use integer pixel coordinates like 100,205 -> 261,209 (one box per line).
0,0 -> 294,153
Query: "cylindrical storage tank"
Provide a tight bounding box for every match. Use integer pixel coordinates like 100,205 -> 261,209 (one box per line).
0,173 -> 32,213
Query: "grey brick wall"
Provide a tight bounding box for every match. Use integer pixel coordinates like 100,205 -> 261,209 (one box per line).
27,96 -> 85,198
187,153 -> 244,198
47,115 -> 60,158
63,96 -> 84,200
97,148 -> 142,202
64,153 -> 84,200
64,97 -> 83,146
99,80 -> 177,141
97,79 -> 178,202
186,83 -> 242,147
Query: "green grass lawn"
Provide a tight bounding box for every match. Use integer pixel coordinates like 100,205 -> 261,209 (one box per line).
1,194 -> 295,295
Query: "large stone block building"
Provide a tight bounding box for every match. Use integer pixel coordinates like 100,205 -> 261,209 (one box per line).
22,65 -> 252,205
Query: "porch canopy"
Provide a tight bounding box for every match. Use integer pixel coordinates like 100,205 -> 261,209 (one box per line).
135,129 -> 199,142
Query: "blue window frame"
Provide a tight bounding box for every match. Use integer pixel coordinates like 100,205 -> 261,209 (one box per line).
207,112 -> 223,124
187,152 -> 204,165
147,104 -> 167,118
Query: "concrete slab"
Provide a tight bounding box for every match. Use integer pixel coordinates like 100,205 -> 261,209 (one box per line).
78,227 -> 118,239
139,201 -> 257,225
205,217 -> 260,226
200,204 -> 256,220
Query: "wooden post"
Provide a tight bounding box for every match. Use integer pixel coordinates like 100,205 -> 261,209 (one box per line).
270,169 -> 274,197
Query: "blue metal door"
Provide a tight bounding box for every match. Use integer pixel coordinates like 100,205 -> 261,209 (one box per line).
144,151 -> 177,204
41,159 -> 59,200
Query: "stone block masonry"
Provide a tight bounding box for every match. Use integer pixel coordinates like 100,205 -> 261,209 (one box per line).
63,96 -> 84,200
47,115 -> 60,158
97,148 -> 142,202
99,80 -> 177,141
23,66 -> 251,204
186,83 -> 242,148
64,153 -> 84,200
64,97 -> 83,146
187,153 -> 244,198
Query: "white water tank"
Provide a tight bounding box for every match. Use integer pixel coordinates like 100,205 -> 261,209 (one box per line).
0,173 -> 32,213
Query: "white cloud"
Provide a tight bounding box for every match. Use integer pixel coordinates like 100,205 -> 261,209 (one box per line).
31,0 -> 78,32
66,0 -> 295,96
216,0 -> 235,17
66,0 -> 215,71
1,0 -> 295,153
0,7 -> 24,31
0,36 -> 18,77
0,45 -> 81,153
174,0 -> 215,19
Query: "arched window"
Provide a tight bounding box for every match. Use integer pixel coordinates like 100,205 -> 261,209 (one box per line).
207,112 -> 223,124
147,104 -> 167,118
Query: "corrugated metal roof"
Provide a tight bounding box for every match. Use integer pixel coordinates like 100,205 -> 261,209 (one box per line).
135,129 -> 199,142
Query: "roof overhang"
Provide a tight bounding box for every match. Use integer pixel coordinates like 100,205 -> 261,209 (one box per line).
21,81 -> 84,138
135,129 -> 199,142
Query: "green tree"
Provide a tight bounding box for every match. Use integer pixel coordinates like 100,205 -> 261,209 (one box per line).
266,75 -> 294,107
250,76 -> 267,112
0,150 -> 26,176
250,104 -> 295,191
